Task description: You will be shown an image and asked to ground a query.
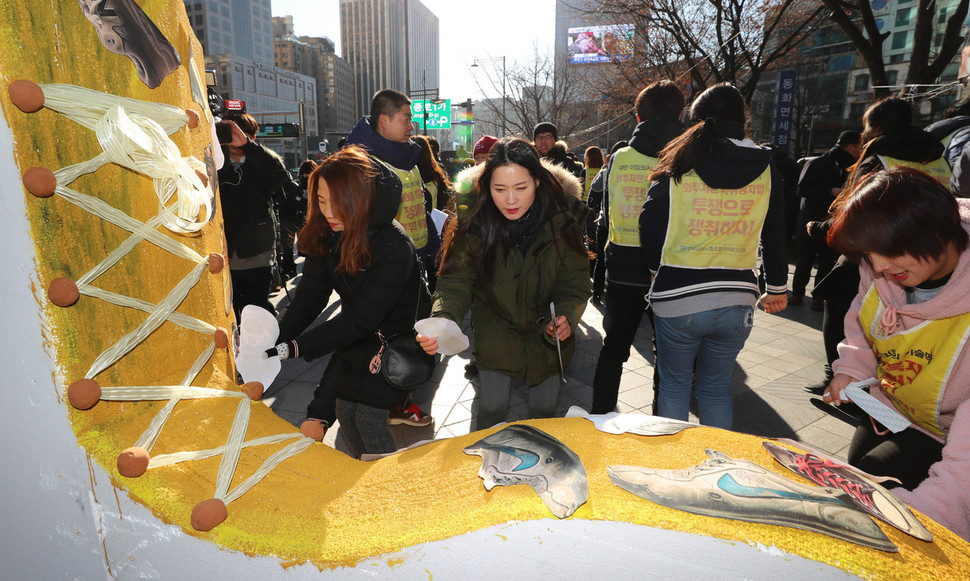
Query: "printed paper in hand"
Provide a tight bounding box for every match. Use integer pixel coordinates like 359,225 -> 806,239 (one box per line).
414,317 -> 469,355
843,379 -> 912,433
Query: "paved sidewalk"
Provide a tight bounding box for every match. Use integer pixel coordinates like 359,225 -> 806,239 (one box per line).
261,263 -> 860,460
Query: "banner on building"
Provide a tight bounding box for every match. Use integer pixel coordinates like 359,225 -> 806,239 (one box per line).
771,70 -> 796,153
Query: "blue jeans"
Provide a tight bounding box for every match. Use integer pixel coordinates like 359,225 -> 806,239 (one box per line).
653,305 -> 754,429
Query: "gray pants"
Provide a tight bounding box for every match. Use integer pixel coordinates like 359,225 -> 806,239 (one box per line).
335,399 -> 397,459
476,370 -> 560,430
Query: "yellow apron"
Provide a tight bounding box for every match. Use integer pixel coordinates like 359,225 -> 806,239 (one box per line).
859,284 -> 970,438
660,168 -> 772,270
583,167 -> 600,202
606,148 -> 656,247
425,180 -> 439,212
878,155 -> 952,190
386,163 -> 428,249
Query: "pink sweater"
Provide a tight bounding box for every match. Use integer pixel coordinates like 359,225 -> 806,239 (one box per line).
832,199 -> 970,542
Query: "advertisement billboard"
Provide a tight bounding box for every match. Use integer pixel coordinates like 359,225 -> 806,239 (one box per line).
567,24 -> 634,64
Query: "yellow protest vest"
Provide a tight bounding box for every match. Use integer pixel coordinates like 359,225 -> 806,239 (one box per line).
425,180 -> 439,212
583,167 -> 600,202
660,167 -> 772,269
387,164 -> 428,249
606,148 -> 656,247
859,284 -> 970,438
878,155 -> 952,190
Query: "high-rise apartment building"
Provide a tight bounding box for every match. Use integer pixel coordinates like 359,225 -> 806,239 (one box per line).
183,0 -> 275,64
339,0 -> 439,119
185,1 -> 318,159
274,17 -> 357,139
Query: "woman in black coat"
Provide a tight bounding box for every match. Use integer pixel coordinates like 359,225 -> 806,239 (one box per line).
270,146 -> 430,458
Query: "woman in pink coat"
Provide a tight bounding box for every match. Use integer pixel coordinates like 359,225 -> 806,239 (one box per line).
825,166 -> 970,541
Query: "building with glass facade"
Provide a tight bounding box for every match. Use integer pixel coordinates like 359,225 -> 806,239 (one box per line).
184,1 -> 318,165
183,0 -> 275,65
339,0 -> 439,119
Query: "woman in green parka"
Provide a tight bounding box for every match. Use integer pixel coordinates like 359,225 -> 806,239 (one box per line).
417,137 -> 591,429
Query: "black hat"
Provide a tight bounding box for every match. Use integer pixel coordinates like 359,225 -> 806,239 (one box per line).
836,130 -> 861,147
533,122 -> 558,140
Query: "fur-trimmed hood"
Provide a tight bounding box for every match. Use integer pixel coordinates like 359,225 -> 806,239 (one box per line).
454,159 -> 584,200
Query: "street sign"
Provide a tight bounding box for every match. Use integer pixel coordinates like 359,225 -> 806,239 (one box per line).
771,70 -> 796,152
411,99 -> 451,130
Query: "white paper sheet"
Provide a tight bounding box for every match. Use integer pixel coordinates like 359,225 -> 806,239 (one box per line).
414,316 -> 469,355
842,378 -> 912,433
235,305 -> 281,390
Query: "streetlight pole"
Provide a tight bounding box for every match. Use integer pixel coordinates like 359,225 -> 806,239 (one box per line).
472,56 -> 507,137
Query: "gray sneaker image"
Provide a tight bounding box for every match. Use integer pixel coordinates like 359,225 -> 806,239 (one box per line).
78,0 -> 181,88
609,449 -> 897,552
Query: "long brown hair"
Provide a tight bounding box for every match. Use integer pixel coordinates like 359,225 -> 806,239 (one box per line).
297,146 -> 376,275
840,97 -> 927,200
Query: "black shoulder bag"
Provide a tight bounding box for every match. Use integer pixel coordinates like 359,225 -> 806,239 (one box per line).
365,265 -> 435,391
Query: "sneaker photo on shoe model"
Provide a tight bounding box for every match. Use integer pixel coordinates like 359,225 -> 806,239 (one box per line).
389,402 -> 433,427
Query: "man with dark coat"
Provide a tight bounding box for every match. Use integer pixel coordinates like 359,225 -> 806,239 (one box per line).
218,113 -> 293,321
534,122 -> 584,180
790,130 -> 860,309
926,97 -> 970,196
590,81 -> 685,415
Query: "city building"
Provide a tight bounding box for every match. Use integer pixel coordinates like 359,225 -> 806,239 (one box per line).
312,47 -> 357,139
553,0 -> 637,151
183,1 -> 318,167
183,0 -> 274,65
274,16 -> 357,145
845,0 -> 964,124
339,0 -> 440,119
750,0 -> 966,156
206,53 -> 318,167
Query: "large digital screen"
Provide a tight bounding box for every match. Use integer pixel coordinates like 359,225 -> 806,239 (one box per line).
567,24 -> 634,64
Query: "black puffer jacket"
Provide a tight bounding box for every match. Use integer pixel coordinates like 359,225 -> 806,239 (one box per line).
797,146 -> 857,224
218,140 -> 292,259
278,160 -> 431,408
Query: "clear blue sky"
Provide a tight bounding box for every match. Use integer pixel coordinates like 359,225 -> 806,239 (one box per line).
270,0 -> 556,102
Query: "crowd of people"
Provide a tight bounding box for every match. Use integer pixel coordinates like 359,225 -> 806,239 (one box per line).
218,84 -> 970,542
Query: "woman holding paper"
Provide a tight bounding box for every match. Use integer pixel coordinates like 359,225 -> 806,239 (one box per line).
416,138 -> 590,429
270,146 -> 430,458
824,167 -> 970,541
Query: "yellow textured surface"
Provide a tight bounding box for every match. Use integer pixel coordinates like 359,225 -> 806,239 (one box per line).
2,1 -> 969,578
